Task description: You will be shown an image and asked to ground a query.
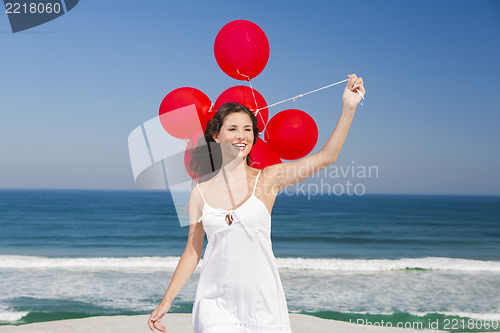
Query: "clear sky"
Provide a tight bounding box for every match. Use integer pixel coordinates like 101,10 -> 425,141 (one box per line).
1,0 -> 499,195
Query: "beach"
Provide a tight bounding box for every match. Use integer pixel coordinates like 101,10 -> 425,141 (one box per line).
0,313 -> 456,333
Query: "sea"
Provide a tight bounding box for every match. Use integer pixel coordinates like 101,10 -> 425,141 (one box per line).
0,189 -> 499,332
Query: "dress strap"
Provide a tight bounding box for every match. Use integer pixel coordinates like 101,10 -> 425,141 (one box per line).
252,170 -> 262,196
196,183 -> 207,204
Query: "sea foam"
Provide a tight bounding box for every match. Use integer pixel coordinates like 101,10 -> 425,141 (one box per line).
1,255 -> 499,272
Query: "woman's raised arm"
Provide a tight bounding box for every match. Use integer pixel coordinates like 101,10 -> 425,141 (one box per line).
264,73 -> 366,191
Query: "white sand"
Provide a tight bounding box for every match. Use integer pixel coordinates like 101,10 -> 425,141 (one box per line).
0,313 -> 460,333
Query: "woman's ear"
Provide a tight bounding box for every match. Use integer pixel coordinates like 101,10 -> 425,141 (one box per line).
212,132 -> 219,143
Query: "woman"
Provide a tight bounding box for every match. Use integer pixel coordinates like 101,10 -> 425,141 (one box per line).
148,74 -> 365,332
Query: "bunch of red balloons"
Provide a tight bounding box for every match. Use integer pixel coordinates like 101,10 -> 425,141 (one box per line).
158,20 -> 318,178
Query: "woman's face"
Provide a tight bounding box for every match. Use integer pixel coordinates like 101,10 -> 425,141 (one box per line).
213,112 -> 254,159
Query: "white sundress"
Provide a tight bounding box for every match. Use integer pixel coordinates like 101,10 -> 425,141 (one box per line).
192,170 -> 293,333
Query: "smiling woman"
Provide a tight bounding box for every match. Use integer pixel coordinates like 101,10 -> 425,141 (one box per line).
188,103 -> 260,183
148,74 -> 366,333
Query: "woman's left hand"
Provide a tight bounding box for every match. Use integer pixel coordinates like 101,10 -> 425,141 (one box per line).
343,73 -> 366,108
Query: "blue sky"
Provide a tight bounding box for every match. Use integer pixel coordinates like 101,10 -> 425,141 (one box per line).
1,0 -> 499,195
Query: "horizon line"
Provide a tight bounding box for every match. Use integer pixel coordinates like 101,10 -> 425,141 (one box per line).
0,188 -> 499,197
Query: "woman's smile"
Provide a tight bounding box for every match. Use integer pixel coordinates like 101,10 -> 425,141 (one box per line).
232,143 -> 247,151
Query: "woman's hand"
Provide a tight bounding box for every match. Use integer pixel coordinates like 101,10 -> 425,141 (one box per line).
343,73 -> 366,108
148,301 -> 171,332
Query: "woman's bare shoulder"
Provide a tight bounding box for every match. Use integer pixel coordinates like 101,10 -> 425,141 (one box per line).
249,167 -> 261,174
196,178 -> 213,193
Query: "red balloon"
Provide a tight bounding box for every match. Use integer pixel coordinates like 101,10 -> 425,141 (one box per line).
213,86 -> 268,132
159,87 -> 212,140
249,137 -> 282,169
264,109 -> 318,160
214,20 -> 270,81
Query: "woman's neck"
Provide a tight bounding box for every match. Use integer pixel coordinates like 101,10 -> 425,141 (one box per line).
218,157 -> 250,181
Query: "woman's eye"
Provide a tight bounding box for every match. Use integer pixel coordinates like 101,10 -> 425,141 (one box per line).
245,129 -> 251,131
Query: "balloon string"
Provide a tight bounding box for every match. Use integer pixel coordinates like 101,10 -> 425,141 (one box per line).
246,79 -> 268,140
252,78 -> 350,112
236,69 -> 267,136
247,79 -> 259,116
244,75 -> 365,143
237,69 -> 250,81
